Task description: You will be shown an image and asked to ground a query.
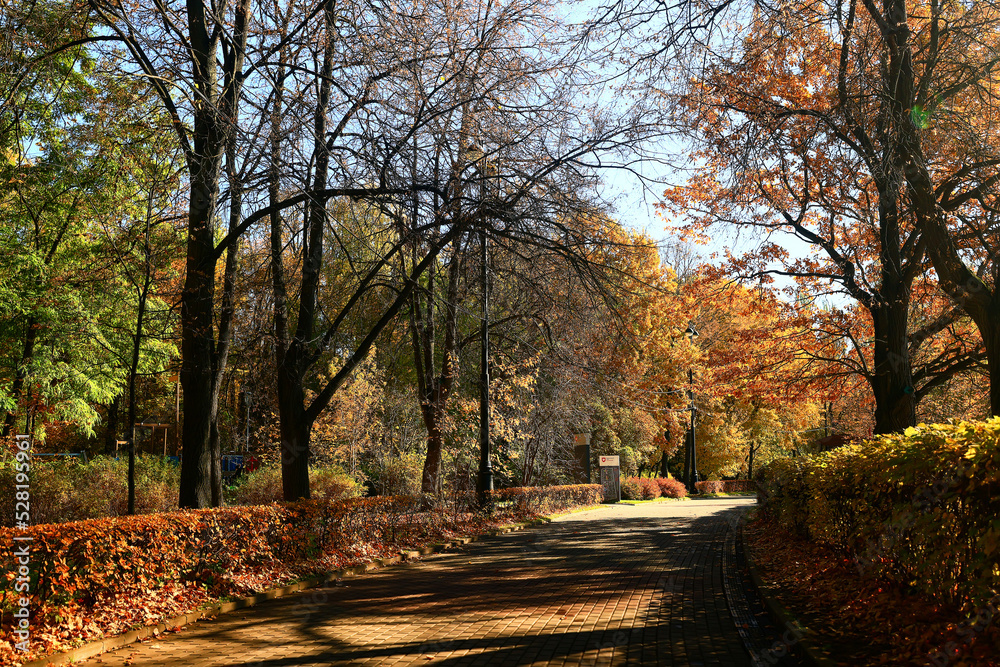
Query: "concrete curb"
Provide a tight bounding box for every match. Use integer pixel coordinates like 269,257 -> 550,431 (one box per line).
22,517 -> 559,666
740,527 -> 840,667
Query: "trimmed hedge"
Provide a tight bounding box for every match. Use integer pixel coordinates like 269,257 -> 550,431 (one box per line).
694,479 -> 757,494
489,484 -> 603,514
621,477 -> 687,500
0,484 -> 601,661
756,419 -> 1000,613
620,478 -> 642,500
2,498 -> 412,607
655,477 -> 688,498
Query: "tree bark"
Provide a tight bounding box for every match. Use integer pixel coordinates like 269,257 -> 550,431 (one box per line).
412,249 -> 463,496
870,296 -> 917,434
872,0 -> 1000,417
104,394 -> 120,455
271,0 -> 337,501
2,317 -> 37,437
278,375 -> 311,501
987,321 -> 1000,417
419,403 -> 446,496
177,0 -> 249,508
178,178 -> 220,508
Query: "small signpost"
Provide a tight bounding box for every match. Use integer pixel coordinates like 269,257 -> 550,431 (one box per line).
599,455 -> 620,503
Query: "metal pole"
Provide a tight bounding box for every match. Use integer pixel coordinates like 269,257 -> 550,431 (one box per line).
682,429 -> 691,485
174,376 -> 181,456
660,429 -> 670,477
687,367 -> 698,492
477,226 -> 493,507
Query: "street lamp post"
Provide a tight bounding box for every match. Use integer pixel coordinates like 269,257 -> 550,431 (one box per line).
478,224 -> 493,507
685,322 -> 699,493
470,144 -> 494,509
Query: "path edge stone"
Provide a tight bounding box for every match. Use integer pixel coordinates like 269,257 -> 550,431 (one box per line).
740,524 -> 840,667
22,514 -> 566,667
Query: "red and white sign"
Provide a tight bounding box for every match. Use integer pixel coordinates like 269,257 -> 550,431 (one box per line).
599,455 -> 619,467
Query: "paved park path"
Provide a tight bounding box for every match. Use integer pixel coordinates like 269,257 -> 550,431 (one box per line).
84,498 -> 782,666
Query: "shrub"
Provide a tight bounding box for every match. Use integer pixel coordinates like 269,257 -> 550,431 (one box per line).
489,484 -> 603,515
694,479 -> 757,494
312,466 -> 363,500
620,477 -> 642,500
0,455 -> 180,526
225,464 -> 360,506
655,477 -> 687,498
756,419 -> 1000,614
638,477 -> 661,499
621,477 -> 687,500
365,453 -> 423,496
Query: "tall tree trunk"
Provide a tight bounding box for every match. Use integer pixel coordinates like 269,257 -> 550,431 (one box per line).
420,403 -> 446,496
178,156 -> 223,508
277,371 -> 311,500
177,0 -> 249,508
104,394 -> 120,454
272,0 -> 337,501
872,0 -> 1000,417
2,317 -> 38,437
125,216 -> 152,515
870,297 -> 917,434
412,253 -> 463,496
866,159 -> 918,434
988,323 -> 1000,417
177,0 -> 225,508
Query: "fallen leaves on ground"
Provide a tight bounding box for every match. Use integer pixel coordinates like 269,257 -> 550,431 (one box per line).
744,513 -> 1000,666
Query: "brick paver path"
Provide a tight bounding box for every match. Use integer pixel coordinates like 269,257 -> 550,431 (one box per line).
84,498 -> 757,666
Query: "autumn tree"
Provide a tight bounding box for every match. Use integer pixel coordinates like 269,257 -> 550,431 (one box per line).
1,8 -> 180,442
649,0 -> 1000,430
869,0 -> 1000,416
684,278 -> 826,476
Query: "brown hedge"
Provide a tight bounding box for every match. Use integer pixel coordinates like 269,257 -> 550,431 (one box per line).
488,484 -> 603,515
693,479 -> 757,494
0,484 -> 602,662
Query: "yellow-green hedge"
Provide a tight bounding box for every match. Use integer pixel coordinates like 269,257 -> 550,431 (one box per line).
757,418 -> 1000,612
